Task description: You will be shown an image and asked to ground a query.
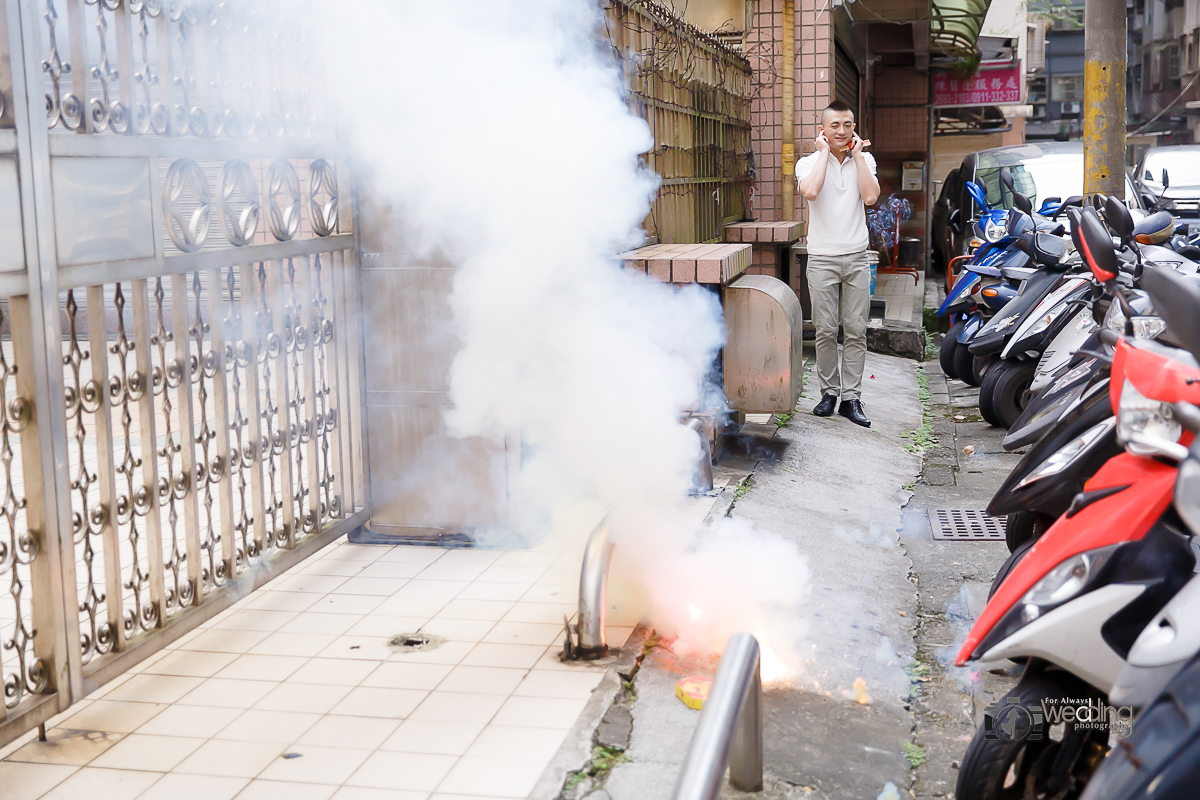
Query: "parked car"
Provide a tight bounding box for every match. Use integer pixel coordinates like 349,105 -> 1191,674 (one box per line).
1135,145 -> 1200,233
932,142 -> 1144,280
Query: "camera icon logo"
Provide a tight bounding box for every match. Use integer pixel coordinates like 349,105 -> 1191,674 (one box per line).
984,697 -> 1045,743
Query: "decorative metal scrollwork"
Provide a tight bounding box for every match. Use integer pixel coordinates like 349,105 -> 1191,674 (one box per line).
309,160 -> 338,237
219,161 -> 260,246
43,0 -> 82,131
267,160 -> 301,242
164,159 -> 213,253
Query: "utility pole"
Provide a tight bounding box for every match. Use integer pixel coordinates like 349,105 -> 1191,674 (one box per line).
1083,0 -> 1128,198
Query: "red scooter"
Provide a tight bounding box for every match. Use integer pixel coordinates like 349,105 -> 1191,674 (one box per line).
952,206 -> 1200,800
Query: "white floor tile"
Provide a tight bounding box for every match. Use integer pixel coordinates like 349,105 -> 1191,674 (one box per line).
279,613 -> 363,636
347,752 -> 456,792
103,674 -> 205,705
257,745 -> 372,785
375,547 -> 445,566
0,762 -> 77,800
245,592 -> 323,613
177,627 -> 272,654
295,716 -> 400,750
40,766 -> 155,800
387,640 -> 474,666
435,551 -> 501,569
455,583 -> 529,602
141,650 -> 240,679
321,545 -> 390,563
501,603 -> 575,625
476,565 -> 545,584
331,788 -> 428,800
214,710 -> 322,743
460,643 -> 545,669
250,632 -> 339,658
491,696 -> 588,729
435,665 -> 526,696
177,678 -> 279,709
286,658 -> 381,688
213,609 -> 300,632
306,594 -> 388,616
174,739 -> 285,778
354,560 -> 429,580
416,561 -> 491,582
465,725 -> 568,761
435,599 -> 514,622
519,584 -> 576,604
318,636 -> 399,662
60,700 -> 167,733
215,654 -> 310,682
135,704 -> 244,737
90,733 -> 205,771
235,780 -> 337,800
419,618 -> 496,643
493,551 -> 558,568
300,560 -> 368,578
4,728 -> 123,767
361,662 -> 453,691
408,692 -> 506,726
137,773 -> 248,800
393,580 -> 468,600
371,596 -> 448,618
512,669 -> 606,699
254,682 -> 352,714
380,720 -> 486,756
533,647 -> 608,673
273,574 -> 350,594
330,687 -> 427,719
345,615 -> 430,638
481,622 -> 563,647
437,756 -> 546,798
331,577 -> 410,597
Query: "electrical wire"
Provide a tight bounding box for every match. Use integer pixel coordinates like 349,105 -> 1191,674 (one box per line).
1130,71 -> 1200,136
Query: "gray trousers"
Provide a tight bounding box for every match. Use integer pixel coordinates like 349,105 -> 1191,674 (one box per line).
807,250 -> 870,402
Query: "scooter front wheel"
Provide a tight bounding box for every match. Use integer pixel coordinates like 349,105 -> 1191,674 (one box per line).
979,361 -> 1005,427
956,669 -> 1108,800
941,320 -> 965,380
955,342 -> 980,387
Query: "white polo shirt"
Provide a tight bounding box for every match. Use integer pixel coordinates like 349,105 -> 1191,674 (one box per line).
795,150 -> 877,256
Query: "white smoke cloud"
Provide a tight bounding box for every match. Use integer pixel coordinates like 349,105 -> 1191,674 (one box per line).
311,0 -> 812,679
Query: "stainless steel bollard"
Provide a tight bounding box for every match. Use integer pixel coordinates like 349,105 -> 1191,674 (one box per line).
671,632 -> 764,799
685,418 -> 714,495
575,516 -> 615,659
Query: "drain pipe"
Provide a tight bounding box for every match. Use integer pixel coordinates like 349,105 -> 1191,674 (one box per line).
575,515 -> 615,660
686,418 -> 714,495
671,632 -> 764,799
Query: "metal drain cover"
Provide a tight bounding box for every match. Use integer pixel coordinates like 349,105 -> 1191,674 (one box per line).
388,633 -> 442,652
929,509 -> 1007,541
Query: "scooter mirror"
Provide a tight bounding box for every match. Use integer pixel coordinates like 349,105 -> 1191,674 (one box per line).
1077,206 -> 1119,283
966,181 -> 988,211
1053,195 -> 1085,219
1104,194 -> 1135,242
1163,169 -> 1171,190
1142,264 -> 1200,361
1013,191 -> 1033,216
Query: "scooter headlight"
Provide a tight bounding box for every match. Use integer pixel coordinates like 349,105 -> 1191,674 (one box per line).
985,218 -> 1007,243
1131,316 -> 1167,340
1016,418 -> 1116,489
1023,303 -> 1069,338
1021,546 -> 1119,610
1117,379 -> 1182,456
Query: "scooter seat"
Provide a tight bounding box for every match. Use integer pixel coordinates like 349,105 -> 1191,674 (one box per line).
1002,266 -> 1036,281
1133,210 -> 1176,245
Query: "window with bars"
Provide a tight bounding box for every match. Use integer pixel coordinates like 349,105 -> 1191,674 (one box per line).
1050,75 -> 1084,102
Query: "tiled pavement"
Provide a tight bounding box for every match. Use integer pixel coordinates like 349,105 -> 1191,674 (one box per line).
0,496 -> 722,800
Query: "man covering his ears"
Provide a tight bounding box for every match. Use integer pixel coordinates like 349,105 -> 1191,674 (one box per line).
795,99 -> 880,428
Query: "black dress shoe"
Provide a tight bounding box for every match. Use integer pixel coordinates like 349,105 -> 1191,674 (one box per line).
838,399 -> 871,427
812,394 -> 838,417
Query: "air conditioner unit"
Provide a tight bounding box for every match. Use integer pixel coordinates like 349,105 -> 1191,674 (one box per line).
1062,102 -> 1082,114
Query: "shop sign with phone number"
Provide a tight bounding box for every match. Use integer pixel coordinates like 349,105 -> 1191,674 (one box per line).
933,62 -> 1021,108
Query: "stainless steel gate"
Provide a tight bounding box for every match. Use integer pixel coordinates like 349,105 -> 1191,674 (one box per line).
0,0 -> 368,747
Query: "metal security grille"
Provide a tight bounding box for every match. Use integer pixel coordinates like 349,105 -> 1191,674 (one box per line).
929,509 -> 1007,541
834,43 -> 860,120
0,0 -> 367,748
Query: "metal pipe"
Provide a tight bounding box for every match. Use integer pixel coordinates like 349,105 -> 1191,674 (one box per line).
576,516 -> 615,660
781,0 -> 795,221
685,418 -> 714,495
672,632 -> 764,799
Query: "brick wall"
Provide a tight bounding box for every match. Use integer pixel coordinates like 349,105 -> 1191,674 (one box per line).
746,0 -> 783,221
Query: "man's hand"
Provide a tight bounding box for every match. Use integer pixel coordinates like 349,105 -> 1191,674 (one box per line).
814,132 -> 831,155
849,134 -> 872,159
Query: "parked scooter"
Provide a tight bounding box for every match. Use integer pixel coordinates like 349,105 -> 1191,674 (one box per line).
952,209 -> 1200,800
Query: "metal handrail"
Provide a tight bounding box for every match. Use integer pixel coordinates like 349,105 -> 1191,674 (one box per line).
685,417 -> 714,495
575,516 -> 615,659
671,632 -> 764,799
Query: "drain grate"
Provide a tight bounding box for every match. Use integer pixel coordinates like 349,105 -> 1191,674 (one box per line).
929,509 -> 1007,541
388,632 -> 442,652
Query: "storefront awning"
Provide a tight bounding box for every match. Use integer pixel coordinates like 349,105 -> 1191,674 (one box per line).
931,0 -> 992,58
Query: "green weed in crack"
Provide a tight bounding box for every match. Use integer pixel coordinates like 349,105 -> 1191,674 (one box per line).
900,368 -> 938,455
903,741 -> 928,768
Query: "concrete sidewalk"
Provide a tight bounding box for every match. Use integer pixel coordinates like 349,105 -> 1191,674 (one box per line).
565,351 -> 927,800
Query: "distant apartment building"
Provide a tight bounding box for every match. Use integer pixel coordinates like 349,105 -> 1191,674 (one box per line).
1024,0 -> 1085,141
1126,0 -> 1200,161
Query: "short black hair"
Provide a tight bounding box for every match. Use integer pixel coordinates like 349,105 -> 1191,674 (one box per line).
821,100 -> 855,121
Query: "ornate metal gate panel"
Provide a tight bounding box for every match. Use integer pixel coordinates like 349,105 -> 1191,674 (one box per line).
0,0 -> 368,747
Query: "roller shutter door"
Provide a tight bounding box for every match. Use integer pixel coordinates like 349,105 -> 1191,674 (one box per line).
834,44 -> 860,118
